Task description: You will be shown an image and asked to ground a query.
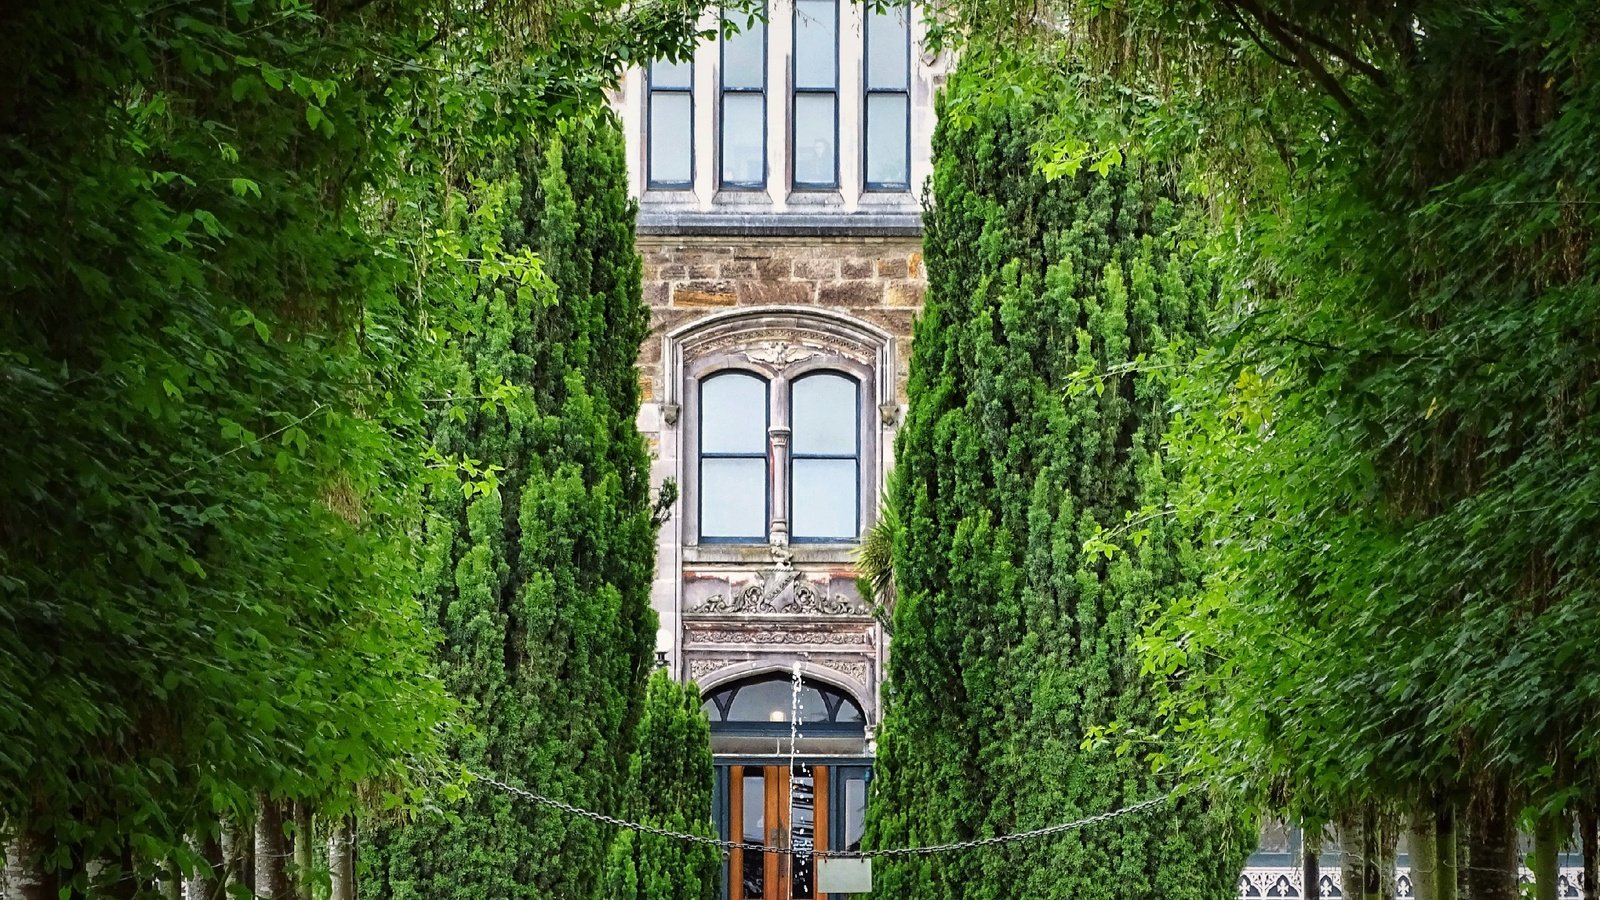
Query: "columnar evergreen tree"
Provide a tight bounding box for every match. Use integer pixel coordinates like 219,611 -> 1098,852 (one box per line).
864,65 -> 1250,899
363,114 -> 657,900
604,671 -> 720,900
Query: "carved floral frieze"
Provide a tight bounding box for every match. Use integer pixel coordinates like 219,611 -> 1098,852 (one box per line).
683,628 -> 872,647
693,328 -> 871,367
686,567 -> 869,617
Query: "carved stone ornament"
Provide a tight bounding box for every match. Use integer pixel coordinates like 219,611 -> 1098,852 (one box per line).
742,341 -> 821,369
688,568 -> 868,617
695,328 -> 869,366
878,401 -> 900,427
684,629 -> 873,647
814,659 -> 870,684
689,658 -> 732,683
661,402 -> 680,426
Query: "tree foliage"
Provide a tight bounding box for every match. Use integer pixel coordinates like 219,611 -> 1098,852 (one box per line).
361,114 -> 659,900
0,0 -> 715,891
913,1 -> 1600,893
863,62 -> 1251,900
604,671 -> 720,900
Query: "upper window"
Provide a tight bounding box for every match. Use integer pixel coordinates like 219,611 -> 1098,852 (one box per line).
864,2 -> 911,190
642,1 -> 918,196
699,372 -> 770,542
790,373 -> 858,540
721,5 -> 767,189
647,57 -> 694,188
792,0 -> 839,189
696,367 -> 862,545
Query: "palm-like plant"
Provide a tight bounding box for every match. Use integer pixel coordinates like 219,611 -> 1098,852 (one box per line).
855,489 -> 900,633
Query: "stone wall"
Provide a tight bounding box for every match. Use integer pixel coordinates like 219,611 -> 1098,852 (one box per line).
634,229 -> 924,722
637,234 -> 925,413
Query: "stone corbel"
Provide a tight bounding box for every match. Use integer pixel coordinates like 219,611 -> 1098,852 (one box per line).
878,401 -> 900,427
661,402 -> 681,426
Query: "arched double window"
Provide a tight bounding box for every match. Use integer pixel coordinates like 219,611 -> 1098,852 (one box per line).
702,674 -> 866,733
697,368 -> 862,544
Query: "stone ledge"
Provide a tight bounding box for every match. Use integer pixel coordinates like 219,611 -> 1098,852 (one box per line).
637,210 -> 923,237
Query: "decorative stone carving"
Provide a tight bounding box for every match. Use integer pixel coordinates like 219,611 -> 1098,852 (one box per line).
879,401 -> 900,427
814,659 -> 869,684
743,341 -> 821,369
689,658 -> 733,683
683,629 -> 872,647
661,402 -> 680,425
695,328 -> 871,366
688,568 -> 867,616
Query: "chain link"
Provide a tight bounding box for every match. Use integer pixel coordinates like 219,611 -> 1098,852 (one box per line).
469,770 -> 1169,859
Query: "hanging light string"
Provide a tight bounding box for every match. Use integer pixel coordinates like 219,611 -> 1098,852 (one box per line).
467,769 -> 1171,859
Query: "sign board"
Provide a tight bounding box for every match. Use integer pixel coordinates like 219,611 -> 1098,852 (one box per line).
817,858 -> 872,894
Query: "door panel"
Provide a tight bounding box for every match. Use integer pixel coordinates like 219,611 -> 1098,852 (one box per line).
727,765 -> 832,900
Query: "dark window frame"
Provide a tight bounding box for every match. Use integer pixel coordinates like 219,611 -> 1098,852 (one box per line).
697,371 -> 772,544
862,1 -> 911,192
646,58 -> 695,190
788,370 -> 860,542
790,0 -> 840,190
719,4 -> 769,191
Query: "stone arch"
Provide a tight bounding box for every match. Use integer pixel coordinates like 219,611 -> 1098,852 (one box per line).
692,658 -> 873,720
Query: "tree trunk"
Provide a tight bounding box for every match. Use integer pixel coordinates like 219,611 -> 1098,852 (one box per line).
291,802 -> 313,900
255,796 -> 293,900
184,831 -> 224,900
1466,778 -> 1517,900
1411,802 -> 1441,900
1305,822 -> 1322,900
1579,802 -> 1596,900
3,832 -> 57,900
1342,811 -> 1368,900
1533,809 -> 1564,900
1364,805 -> 1385,900
328,817 -> 355,900
1438,800 -> 1460,900
1378,809 -> 1400,900
222,818 -> 253,896
161,860 -> 182,900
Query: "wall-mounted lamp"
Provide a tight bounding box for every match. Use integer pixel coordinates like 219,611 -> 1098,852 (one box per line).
654,626 -> 673,671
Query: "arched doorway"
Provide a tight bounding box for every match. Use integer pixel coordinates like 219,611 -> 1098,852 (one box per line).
702,674 -> 871,900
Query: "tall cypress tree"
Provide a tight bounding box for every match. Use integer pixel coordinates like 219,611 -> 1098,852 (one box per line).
365,113 -> 656,899
864,67 -> 1249,899
604,671 -> 720,900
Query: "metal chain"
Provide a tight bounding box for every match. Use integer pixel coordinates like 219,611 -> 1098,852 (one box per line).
469,770 -> 1169,859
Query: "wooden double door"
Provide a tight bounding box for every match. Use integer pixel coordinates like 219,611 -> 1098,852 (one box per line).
728,764 -> 829,900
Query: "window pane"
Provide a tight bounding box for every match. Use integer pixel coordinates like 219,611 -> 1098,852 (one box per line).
866,4 -> 910,90
792,374 -> 856,455
793,94 -> 836,186
729,679 -> 796,722
792,457 -> 856,539
741,773 -> 765,895
722,11 -> 765,89
794,0 -> 837,89
702,457 -> 767,539
721,93 -> 766,186
701,373 -> 766,453
865,93 -> 910,186
845,778 -> 867,851
650,57 -> 692,90
648,92 -> 692,185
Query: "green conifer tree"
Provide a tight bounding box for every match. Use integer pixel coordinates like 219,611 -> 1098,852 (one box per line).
863,67 -> 1250,899
365,114 -> 657,900
604,670 -> 720,900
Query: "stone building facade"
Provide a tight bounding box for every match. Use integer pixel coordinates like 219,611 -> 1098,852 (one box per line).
614,1 -> 944,894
